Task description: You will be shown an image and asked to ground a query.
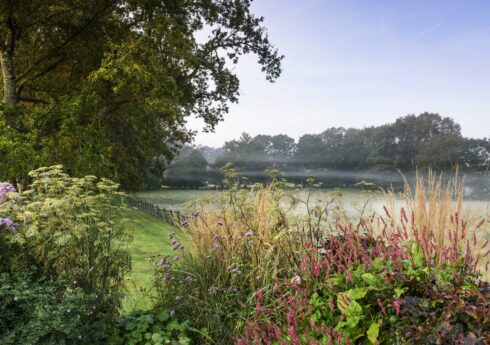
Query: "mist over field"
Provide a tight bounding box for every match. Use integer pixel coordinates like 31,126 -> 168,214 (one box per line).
144,113 -> 490,202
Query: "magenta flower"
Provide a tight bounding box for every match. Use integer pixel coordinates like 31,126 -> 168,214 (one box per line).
244,231 -> 253,237
212,242 -> 220,249
216,220 -> 224,226
169,310 -> 176,317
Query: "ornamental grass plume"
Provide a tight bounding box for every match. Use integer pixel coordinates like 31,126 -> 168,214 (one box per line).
384,169 -> 489,280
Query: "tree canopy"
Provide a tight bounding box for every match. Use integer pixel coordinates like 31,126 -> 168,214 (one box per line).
0,0 -> 283,188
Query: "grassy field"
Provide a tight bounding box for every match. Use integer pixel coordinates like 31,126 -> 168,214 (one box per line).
123,208 -> 188,311
135,188 -> 490,215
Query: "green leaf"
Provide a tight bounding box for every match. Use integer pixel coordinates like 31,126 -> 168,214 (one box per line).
412,245 -> 424,267
361,273 -> 378,285
394,287 -> 407,297
347,288 -> 367,300
367,321 -> 381,344
157,310 -> 169,322
372,257 -> 384,271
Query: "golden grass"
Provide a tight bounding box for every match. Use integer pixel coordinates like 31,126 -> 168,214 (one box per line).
185,184 -> 303,290
385,169 -> 489,280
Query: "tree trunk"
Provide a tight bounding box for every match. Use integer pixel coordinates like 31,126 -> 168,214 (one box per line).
0,49 -> 17,104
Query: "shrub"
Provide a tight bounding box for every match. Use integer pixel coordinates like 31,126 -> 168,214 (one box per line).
0,166 -> 132,344
0,272 -> 114,344
111,308 -> 192,345
0,165 -> 131,295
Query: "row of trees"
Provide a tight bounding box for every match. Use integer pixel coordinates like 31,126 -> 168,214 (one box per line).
159,113 -> 490,188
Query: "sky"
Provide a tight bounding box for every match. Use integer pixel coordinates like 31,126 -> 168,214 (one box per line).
188,0 -> 490,147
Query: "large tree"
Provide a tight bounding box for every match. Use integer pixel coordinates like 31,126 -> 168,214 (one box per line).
0,0 -> 283,188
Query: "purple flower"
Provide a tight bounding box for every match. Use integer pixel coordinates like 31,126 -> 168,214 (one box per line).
180,220 -> 189,228
0,217 -> 18,234
168,232 -> 176,239
214,234 -> 221,240
172,242 -> 181,250
191,211 -> 199,217
230,268 -> 241,275
236,236 -> 242,241
159,256 -> 167,266
174,255 -> 180,262
169,310 -> 176,318
0,182 -> 15,203
175,295 -> 183,301
212,242 -> 220,249
185,275 -> 193,282
216,220 -> 224,226
244,231 -> 253,237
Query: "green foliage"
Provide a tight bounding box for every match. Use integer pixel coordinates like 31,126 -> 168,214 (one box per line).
0,272 -> 114,345
111,308 -> 192,345
0,0 -> 282,189
241,250 -> 490,344
0,113 -> 38,182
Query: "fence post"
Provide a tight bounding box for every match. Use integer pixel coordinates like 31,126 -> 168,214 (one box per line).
128,197 -> 186,227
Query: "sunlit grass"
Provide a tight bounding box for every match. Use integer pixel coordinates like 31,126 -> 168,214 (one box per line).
122,208 -> 189,311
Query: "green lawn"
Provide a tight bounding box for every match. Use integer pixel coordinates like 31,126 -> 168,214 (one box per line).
122,208 -> 189,311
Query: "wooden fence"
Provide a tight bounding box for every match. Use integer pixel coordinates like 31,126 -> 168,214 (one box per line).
126,197 -> 185,227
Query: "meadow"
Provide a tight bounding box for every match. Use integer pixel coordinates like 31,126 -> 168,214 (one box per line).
134,187 -> 490,221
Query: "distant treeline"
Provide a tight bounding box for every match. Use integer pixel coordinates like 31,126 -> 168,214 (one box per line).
146,113 -> 490,193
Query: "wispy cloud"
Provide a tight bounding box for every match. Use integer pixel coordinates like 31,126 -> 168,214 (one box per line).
415,21 -> 444,37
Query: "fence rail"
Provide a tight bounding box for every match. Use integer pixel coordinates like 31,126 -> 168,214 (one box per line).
126,197 -> 185,227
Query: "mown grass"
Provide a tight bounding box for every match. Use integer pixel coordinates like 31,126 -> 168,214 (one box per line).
122,208 -> 189,311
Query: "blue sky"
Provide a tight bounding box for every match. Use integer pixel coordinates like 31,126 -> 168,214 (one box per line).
189,0 -> 490,147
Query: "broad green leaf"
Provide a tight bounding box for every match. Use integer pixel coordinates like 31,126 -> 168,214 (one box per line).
361,273 -> 378,285
347,288 -> 367,300
367,321 -> 381,344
